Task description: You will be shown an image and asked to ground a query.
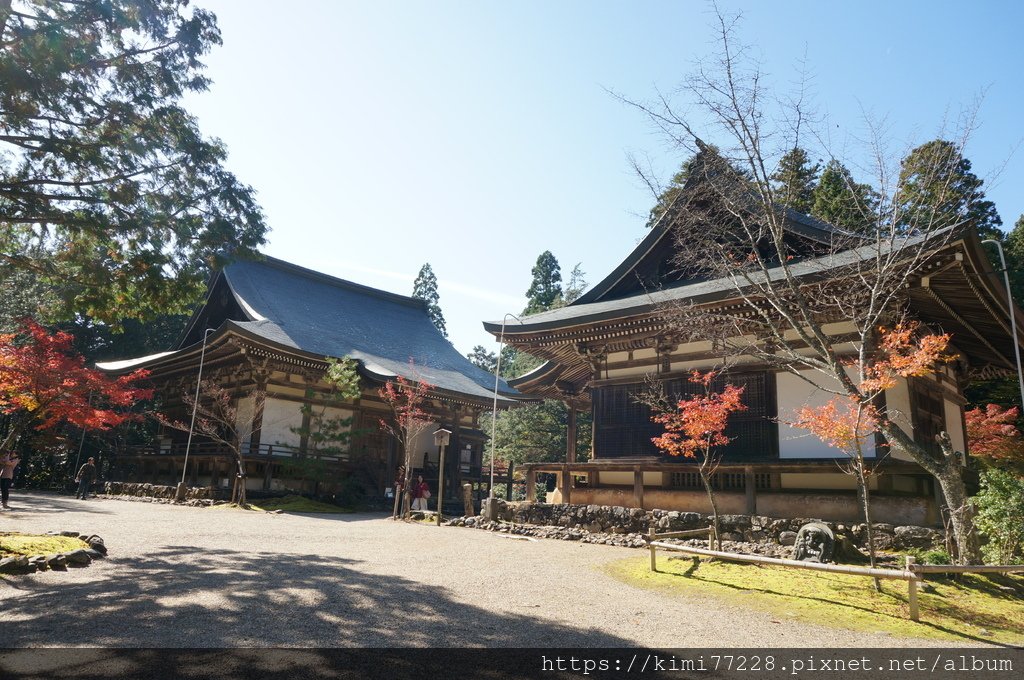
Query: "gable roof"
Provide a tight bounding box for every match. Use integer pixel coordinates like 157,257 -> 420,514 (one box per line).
103,256 -> 522,405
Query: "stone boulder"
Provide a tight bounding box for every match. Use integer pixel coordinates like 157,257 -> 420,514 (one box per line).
64,549 -> 92,567
0,556 -> 31,574
894,525 -> 943,550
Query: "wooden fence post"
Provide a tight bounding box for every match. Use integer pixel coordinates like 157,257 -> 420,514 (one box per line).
906,556 -> 919,622
649,527 -> 657,572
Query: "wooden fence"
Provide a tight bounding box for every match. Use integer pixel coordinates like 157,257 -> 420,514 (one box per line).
645,527 -> 1024,623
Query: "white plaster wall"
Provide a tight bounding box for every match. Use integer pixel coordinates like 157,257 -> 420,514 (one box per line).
263,397 -> 302,448
235,396 -> 255,448
407,422 -> 441,465
944,398 -> 966,454
777,368 -> 876,459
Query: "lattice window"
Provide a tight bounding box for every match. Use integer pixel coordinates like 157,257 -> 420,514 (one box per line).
669,471 -> 773,490
592,371 -> 778,460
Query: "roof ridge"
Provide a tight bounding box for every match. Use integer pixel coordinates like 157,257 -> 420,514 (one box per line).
242,254 -> 427,310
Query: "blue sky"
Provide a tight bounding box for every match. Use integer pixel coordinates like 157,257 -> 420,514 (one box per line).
183,1 -> 1024,356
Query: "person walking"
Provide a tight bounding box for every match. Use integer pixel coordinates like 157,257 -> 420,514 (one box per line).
1,452 -> 20,509
75,457 -> 97,500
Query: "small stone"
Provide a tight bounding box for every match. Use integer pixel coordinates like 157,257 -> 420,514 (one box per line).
87,539 -> 107,555
84,549 -> 104,559
45,554 -> 67,570
779,531 -> 797,546
59,531 -> 80,537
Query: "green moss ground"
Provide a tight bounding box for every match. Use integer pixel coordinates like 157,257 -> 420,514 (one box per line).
604,556 -> 1024,645
0,532 -> 88,558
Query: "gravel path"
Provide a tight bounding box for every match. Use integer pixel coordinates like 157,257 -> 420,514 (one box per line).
1,492 -> 951,648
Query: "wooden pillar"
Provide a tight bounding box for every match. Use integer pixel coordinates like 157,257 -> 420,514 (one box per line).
566,400 -> 577,464
263,453 -> 273,491
560,464 -> 571,505
744,465 -> 757,515
633,466 -> 644,509
906,556 -> 919,621
250,385 -> 266,454
526,468 -> 537,502
505,461 -> 514,500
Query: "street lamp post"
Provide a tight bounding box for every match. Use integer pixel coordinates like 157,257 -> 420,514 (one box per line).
177,328 -> 215,501
433,428 -> 451,526
486,313 -> 521,521
981,240 -> 1024,411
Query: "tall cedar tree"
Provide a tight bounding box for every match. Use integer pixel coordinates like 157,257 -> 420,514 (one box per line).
524,251 -> 563,314
412,263 -> 447,338
771,148 -> 820,214
0,319 -> 152,451
810,160 -> 875,232
617,6 -> 990,562
898,140 -> 1002,239
488,251 -> 591,474
0,0 -> 267,325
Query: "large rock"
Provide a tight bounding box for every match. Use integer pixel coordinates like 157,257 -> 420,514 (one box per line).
779,531 -> 798,546
44,554 -> 67,570
894,525 -> 942,550
87,539 -> 107,555
0,556 -> 31,574
64,549 -> 92,566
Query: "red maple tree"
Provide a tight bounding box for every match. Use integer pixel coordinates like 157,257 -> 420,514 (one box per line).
651,370 -> 746,548
965,404 -> 1024,468
0,319 -> 152,451
790,323 -> 957,570
378,363 -> 435,518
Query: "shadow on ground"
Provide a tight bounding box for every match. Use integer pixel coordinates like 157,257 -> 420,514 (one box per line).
2,545 -> 633,648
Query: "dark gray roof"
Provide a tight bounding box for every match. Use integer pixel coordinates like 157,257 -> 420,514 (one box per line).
220,258 -> 520,402
487,230 -> 940,333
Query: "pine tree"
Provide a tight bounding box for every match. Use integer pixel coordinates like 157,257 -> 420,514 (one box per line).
412,263 -> 447,337
897,140 -> 1002,239
771,147 -> 820,214
524,251 -> 563,314
810,160 -> 876,232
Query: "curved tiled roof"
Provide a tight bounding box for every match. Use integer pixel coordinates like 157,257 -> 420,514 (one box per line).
220,257 -> 521,403
100,256 -> 521,405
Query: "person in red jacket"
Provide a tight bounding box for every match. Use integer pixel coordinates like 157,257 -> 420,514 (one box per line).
411,475 -> 430,511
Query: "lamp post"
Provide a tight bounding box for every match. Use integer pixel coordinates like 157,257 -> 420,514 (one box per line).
981,239 -> 1024,411
433,428 -> 451,526
486,313 -> 521,521
177,328 -> 215,501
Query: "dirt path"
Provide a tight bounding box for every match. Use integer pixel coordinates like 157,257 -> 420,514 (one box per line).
1,492 -> 950,648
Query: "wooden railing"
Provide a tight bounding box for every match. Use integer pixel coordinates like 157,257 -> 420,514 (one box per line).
645,526 -> 1024,624
124,441 -> 350,464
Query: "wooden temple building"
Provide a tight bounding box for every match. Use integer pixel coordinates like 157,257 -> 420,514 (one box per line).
98,256 -> 524,505
485,205 -> 1024,526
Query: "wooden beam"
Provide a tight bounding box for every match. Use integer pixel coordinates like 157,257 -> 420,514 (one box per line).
560,464 -> 571,505
566,400 -> 577,464
526,468 -> 537,502
633,466 -> 644,509
744,465 -> 756,515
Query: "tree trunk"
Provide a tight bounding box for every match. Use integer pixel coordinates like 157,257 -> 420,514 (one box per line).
855,463 -> 880,591
700,470 -> 721,551
880,423 -> 982,564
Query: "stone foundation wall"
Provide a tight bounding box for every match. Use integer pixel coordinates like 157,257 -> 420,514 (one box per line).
561,488 -> 936,526
500,501 -> 943,551
103,482 -> 216,501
